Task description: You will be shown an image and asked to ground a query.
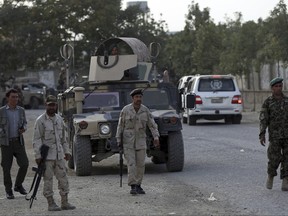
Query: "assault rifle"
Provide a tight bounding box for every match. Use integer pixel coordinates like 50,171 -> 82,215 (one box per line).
119,132 -> 123,187
25,144 -> 49,208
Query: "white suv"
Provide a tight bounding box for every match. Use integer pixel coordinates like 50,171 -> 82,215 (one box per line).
182,74 -> 243,125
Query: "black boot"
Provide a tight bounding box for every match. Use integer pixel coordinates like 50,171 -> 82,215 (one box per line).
136,185 -> 145,194
130,185 -> 137,195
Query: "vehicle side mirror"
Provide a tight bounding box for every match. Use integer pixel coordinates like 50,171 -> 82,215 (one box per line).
186,94 -> 195,109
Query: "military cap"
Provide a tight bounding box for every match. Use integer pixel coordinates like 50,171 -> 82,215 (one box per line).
46,95 -> 57,104
270,77 -> 283,86
130,88 -> 143,97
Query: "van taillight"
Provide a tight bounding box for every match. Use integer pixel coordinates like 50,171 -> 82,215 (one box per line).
232,95 -> 242,104
196,95 -> 203,104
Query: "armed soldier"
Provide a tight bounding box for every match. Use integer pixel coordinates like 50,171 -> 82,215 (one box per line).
116,88 -> 160,195
32,95 -> 76,211
259,77 -> 288,191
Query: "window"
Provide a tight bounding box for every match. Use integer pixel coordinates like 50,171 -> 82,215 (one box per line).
83,92 -> 119,108
198,78 -> 235,92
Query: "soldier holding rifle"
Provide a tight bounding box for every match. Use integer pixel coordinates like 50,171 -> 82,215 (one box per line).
32,95 -> 76,211
116,88 -> 160,195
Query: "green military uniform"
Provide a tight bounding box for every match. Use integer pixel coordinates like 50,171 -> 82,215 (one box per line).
259,77 -> 288,179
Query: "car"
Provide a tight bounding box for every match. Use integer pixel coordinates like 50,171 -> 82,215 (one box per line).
19,82 -> 47,109
182,74 -> 243,125
177,75 -> 194,92
177,75 -> 194,110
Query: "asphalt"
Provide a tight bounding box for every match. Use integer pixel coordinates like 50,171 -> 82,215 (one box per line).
242,111 -> 260,123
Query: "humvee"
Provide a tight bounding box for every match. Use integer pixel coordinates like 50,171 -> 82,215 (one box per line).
57,37 -> 195,176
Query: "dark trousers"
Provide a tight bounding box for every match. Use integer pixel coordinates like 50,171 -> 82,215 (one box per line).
1,140 -> 29,192
267,138 -> 288,179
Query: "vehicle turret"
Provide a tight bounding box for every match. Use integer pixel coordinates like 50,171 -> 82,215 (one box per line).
89,37 -> 153,82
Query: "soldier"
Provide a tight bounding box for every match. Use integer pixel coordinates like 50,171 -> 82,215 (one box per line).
116,88 -> 160,195
32,95 -> 76,211
259,77 -> 288,191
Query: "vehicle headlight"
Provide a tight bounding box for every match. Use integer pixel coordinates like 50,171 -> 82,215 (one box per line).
99,124 -> 110,135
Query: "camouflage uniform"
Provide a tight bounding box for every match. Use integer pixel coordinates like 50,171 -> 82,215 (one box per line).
259,93 -> 288,179
32,112 -> 71,198
116,103 -> 159,186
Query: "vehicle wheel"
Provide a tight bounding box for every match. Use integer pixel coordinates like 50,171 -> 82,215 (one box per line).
232,115 -> 241,124
151,156 -> 166,164
73,135 -> 92,176
166,131 -> 184,172
188,115 -> 197,125
30,97 -> 40,109
225,116 -> 232,124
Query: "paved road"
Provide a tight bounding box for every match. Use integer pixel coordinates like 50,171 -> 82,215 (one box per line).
180,112 -> 288,215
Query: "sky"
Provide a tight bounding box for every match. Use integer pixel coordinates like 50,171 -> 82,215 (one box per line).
122,0 -> 283,32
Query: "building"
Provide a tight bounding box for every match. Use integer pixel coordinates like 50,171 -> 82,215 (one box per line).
126,1 -> 150,13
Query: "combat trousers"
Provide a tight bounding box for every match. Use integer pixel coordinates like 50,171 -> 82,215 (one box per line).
267,138 -> 288,179
0,140 -> 29,192
124,148 -> 146,186
43,159 -> 69,198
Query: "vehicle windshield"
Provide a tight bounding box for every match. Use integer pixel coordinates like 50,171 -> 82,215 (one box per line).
83,92 -> 119,108
198,78 -> 235,92
21,82 -> 47,91
29,83 -> 47,89
127,89 -> 170,110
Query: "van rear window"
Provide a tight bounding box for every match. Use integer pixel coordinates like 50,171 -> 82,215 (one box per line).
198,78 -> 235,92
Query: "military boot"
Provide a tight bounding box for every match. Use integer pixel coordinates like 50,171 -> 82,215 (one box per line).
47,196 -> 61,211
136,185 -> 146,194
61,194 -> 76,210
281,177 -> 288,191
266,175 -> 274,189
130,185 -> 137,195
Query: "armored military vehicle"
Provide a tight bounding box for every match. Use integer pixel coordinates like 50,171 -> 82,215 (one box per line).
57,37 -> 195,176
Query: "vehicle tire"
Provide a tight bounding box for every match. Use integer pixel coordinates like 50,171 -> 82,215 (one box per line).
73,135 -> 92,176
151,156 -> 166,164
232,115 -> 241,124
224,116 -> 232,124
166,131 -> 184,172
188,115 -> 197,125
30,97 -> 40,109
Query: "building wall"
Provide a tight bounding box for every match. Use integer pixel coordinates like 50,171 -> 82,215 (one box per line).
238,62 -> 288,111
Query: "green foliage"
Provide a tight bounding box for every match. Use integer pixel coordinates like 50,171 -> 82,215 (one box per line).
0,0 -> 167,73
1,0 -> 288,87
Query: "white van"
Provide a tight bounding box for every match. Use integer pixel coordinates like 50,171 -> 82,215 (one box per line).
182,74 -> 243,125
